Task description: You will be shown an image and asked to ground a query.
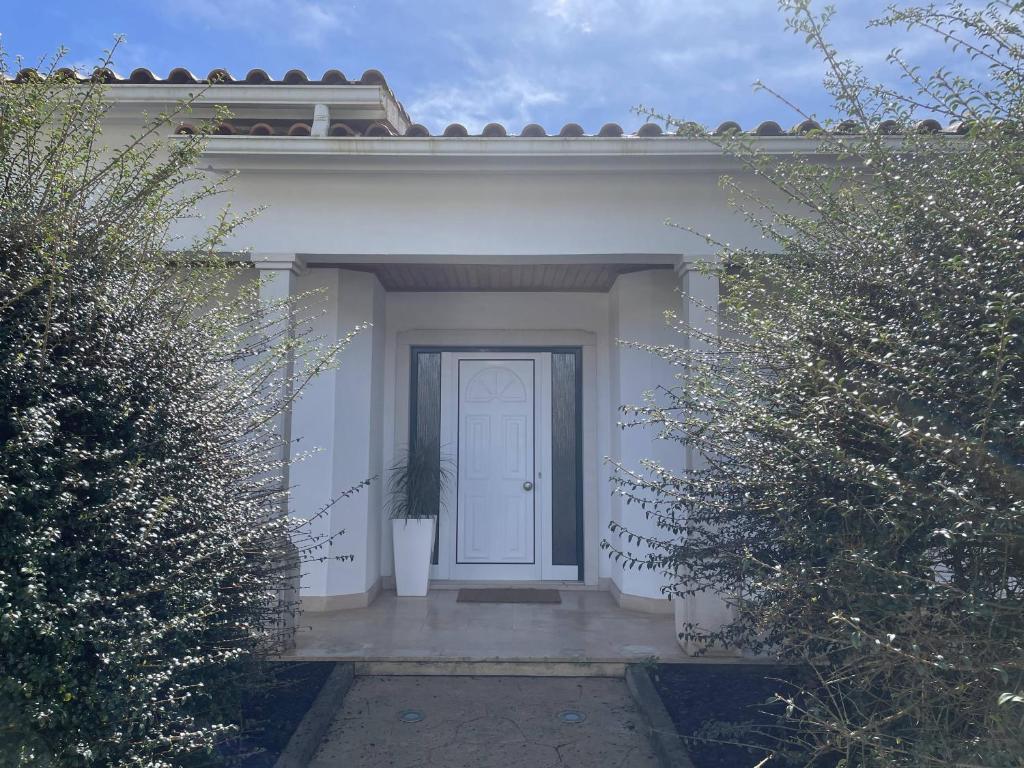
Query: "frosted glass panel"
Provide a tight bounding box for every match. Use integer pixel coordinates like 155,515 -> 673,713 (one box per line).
412,351 -> 441,563
551,352 -> 580,567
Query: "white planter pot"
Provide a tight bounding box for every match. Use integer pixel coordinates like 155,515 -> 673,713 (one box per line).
392,518 -> 436,597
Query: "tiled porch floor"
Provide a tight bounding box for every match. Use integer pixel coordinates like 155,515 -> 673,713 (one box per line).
285,589 -> 690,663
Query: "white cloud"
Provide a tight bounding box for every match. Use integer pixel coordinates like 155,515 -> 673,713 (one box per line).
163,0 -> 348,48
408,72 -> 565,133
533,0 -> 772,35
652,40 -> 761,69
534,0 -> 617,34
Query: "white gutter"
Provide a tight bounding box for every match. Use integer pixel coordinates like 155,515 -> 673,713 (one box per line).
189,134 -> 946,174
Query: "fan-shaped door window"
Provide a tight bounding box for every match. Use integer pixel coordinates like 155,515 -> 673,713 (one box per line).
464,365 -> 528,403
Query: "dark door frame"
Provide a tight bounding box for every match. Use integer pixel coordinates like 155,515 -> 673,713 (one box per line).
409,346 -> 584,581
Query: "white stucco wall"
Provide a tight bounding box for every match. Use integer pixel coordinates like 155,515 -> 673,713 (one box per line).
93,122 -> 789,261
98,113 -> 794,605
191,169 -> 769,258
212,159 -> 744,603
286,274 -> 695,602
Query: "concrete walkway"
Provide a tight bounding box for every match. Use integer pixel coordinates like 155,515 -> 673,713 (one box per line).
308,675 -> 661,767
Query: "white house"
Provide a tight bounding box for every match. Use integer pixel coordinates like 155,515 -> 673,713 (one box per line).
80,65 -> 917,623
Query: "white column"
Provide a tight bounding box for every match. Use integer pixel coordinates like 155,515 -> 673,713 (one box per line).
252,253 -> 306,515
325,271 -> 386,602
252,253 -> 305,644
677,261 -> 720,476
286,268 -> 386,608
673,259 -> 737,655
609,270 -> 683,605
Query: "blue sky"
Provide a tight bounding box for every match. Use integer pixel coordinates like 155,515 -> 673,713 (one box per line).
3,1 -> 958,133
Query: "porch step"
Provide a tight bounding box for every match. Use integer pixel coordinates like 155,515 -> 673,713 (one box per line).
352,659 -> 628,677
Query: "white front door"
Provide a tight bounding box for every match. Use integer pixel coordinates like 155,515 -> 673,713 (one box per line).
437,352 -> 551,580
457,359 -> 536,567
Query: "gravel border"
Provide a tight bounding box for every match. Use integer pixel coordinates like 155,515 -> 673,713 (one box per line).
273,662 -> 355,768
625,664 -> 696,768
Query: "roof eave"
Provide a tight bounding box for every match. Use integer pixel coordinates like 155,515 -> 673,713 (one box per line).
101,84 -> 410,132
191,134 -> 955,174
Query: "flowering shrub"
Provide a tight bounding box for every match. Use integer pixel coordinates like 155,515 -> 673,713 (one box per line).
607,3 -> 1024,765
0,49 -> 359,766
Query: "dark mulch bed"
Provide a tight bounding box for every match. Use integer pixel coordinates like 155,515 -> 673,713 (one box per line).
217,661 -> 335,767
652,663 -> 806,768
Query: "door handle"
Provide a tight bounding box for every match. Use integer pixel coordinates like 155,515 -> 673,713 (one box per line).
522,481 -> 534,492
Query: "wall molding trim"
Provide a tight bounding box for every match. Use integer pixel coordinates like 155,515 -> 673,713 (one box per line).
301,579 -> 381,612
606,577 -> 674,615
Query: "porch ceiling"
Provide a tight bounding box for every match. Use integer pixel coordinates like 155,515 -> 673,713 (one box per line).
338,262 -> 673,292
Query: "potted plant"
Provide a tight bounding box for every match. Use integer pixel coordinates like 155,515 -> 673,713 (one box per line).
386,448 -> 452,597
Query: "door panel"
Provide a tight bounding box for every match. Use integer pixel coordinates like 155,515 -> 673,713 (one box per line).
457,359 -> 535,565
502,415 -> 526,477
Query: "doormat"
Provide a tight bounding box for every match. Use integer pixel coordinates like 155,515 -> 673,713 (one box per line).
456,588 -> 562,604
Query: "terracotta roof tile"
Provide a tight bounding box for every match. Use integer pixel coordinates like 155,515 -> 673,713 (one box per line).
91,67 -> 121,83
165,116 -> 975,138
636,123 -> 663,136
129,67 -> 157,83
321,69 -> 348,84
12,66 -> 362,85
792,118 -> 821,134
481,122 -> 507,137
329,122 -> 358,137
244,68 -> 273,84
282,69 -> 309,85
364,121 -> 393,136
167,67 -> 197,84
172,117 -> 975,138
358,69 -> 388,87
7,66 -> 970,138
754,120 -> 784,136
